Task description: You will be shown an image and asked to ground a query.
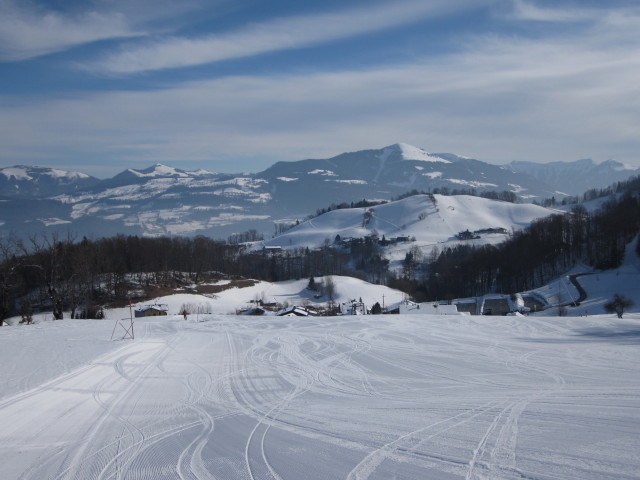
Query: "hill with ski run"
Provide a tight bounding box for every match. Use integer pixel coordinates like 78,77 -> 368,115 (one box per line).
261,193 -> 557,268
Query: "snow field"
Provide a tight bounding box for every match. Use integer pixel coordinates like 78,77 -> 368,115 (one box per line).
1,313 -> 639,479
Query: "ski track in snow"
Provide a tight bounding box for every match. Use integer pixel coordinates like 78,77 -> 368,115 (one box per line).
0,314 -> 639,479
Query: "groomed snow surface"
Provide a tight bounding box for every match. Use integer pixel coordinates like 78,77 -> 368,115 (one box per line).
1,311 -> 639,479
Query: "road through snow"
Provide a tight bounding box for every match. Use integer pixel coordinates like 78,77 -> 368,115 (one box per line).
1,314 -> 639,479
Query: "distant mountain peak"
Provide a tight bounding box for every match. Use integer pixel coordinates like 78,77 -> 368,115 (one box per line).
600,158 -> 635,171
124,164 -> 217,178
383,143 -> 451,163
116,163 -> 203,179
133,164 -> 187,177
191,168 -> 216,176
0,165 -> 99,198
1,165 -> 92,181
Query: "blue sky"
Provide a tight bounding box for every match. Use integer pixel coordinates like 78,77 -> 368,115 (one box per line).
1,0 -> 639,177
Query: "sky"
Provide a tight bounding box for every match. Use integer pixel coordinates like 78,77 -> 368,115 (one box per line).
1,0 -> 639,178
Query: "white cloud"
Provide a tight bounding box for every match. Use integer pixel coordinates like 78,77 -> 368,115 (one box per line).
86,0 -> 479,74
508,0 -> 593,22
0,0 -> 144,61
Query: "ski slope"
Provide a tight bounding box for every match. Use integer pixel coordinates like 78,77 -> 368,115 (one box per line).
1,312 -> 639,479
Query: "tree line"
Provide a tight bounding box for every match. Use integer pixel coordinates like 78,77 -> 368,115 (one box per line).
0,234 -> 237,323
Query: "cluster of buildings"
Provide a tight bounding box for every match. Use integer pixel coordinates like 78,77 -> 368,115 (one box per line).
133,293 -> 542,319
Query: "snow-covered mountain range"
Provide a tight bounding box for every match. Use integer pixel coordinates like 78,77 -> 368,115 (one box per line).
0,165 -> 99,197
0,144 -> 636,240
508,158 -> 639,196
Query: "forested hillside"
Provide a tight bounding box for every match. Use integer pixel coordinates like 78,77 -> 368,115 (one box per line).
391,189 -> 640,301
0,234 -> 355,323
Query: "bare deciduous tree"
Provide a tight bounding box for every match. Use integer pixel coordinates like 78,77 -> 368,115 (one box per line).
604,294 -> 634,319
0,237 -> 21,326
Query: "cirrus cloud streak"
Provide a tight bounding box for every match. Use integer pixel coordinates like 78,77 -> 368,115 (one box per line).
85,0 -> 481,75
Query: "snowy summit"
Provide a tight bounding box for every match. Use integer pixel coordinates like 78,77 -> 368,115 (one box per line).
386,143 -> 451,163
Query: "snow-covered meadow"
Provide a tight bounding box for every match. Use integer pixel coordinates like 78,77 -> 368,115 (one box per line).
1,308 -> 639,479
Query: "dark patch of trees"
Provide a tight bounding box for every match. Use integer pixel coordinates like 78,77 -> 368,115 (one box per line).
274,220 -> 299,236
479,190 -> 518,203
228,229 -> 264,244
0,234 -> 237,324
392,189 -> 518,203
346,235 -> 389,284
235,245 -> 351,283
305,199 -> 388,222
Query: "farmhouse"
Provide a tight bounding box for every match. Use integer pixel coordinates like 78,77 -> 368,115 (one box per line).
237,306 -> 266,316
400,300 -> 462,315
276,306 -> 317,317
134,304 -> 168,318
340,301 -> 367,315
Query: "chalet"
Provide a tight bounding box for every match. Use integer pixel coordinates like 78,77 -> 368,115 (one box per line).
276,306 -> 317,317
457,230 -> 480,241
391,236 -> 411,243
400,300 -> 462,315
341,301 -> 367,315
134,304 -> 168,317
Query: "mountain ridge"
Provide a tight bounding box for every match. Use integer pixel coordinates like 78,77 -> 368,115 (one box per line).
0,165 -> 100,198
507,158 -> 639,195
0,143 -> 638,240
